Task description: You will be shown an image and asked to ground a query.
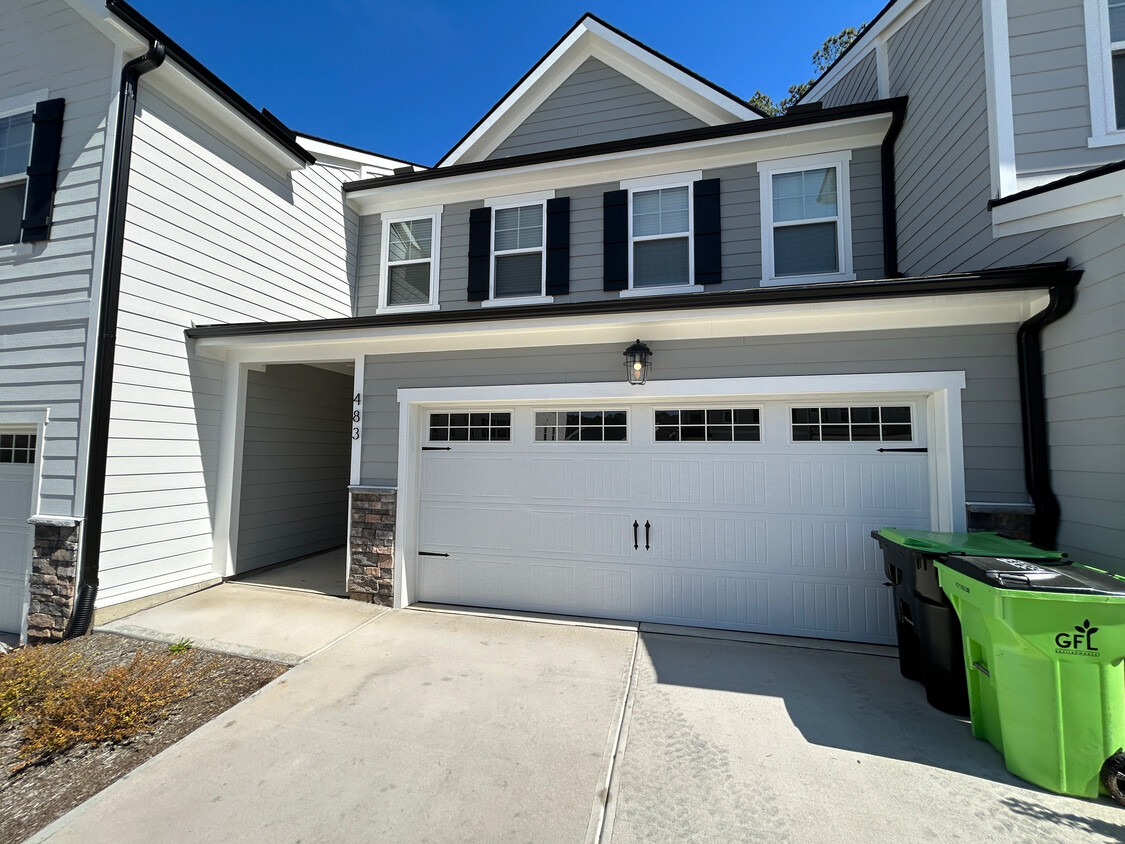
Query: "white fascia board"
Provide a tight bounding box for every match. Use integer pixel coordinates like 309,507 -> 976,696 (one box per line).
63,0 -> 147,50
805,0 -> 930,100
296,137 -> 419,174
196,289 -> 1049,364
143,62 -> 307,176
991,169 -> 1125,236
350,113 -> 892,216
442,20 -> 757,166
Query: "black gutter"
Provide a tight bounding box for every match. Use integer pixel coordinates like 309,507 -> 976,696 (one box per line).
879,100 -> 907,277
104,0 -> 315,166
65,41 -> 167,639
435,12 -> 767,167
989,158 -> 1125,208
348,98 -> 908,194
186,262 -> 1072,339
1017,275 -> 1080,549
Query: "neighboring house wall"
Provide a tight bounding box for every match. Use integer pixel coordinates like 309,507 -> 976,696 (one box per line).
236,364 -> 351,572
358,325 -> 1026,503
819,51 -> 880,109
1008,0 -> 1125,183
487,57 -> 706,160
99,83 -> 358,605
353,147 -> 884,315
0,0 -> 115,518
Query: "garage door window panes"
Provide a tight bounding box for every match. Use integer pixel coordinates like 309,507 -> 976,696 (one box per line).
654,409 -> 761,442
429,412 -> 511,442
0,433 -> 36,463
535,410 -> 627,442
791,406 -> 912,442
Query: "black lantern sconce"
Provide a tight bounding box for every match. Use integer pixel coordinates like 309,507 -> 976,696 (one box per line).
623,339 -> 652,385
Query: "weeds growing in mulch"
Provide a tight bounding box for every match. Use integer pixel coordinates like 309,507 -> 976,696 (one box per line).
0,633 -> 287,844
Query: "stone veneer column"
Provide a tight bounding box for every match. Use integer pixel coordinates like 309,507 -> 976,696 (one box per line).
27,520 -> 80,642
348,487 -> 396,605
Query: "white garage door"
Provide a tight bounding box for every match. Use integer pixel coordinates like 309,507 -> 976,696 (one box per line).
415,398 -> 931,644
0,433 -> 36,635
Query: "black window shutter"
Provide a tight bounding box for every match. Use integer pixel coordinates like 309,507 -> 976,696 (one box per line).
603,189 -> 628,291
21,98 -> 66,243
545,196 -> 570,296
693,178 -> 721,285
467,206 -> 492,302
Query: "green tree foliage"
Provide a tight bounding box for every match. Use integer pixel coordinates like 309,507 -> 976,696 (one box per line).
750,24 -> 866,117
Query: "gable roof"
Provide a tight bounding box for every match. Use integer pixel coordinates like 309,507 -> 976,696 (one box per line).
437,13 -> 763,168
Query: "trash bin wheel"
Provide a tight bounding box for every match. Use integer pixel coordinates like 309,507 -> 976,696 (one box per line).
1099,751 -> 1125,805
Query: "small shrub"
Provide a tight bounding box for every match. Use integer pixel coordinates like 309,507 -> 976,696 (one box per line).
0,644 -> 84,723
17,650 -> 198,765
168,638 -> 193,654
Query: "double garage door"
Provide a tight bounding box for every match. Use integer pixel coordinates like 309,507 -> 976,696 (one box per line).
415,397 -> 931,645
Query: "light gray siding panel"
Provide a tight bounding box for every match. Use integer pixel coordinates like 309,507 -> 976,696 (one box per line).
488,57 -> 706,159
360,325 -> 1024,504
819,51 -> 880,109
236,365 -> 351,571
0,0 -> 115,518
1008,0 -> 1125,180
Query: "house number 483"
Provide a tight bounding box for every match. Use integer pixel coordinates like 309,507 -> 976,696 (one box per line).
352,393 -> 361,440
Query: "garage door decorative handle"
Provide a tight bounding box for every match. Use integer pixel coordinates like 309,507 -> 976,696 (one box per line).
645,521 -> 651,550
633,520 -> 639,550
877,447 -> 928,453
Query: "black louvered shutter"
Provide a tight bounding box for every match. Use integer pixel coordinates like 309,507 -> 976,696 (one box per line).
693,178 -> 721,285
602,189 -> 628,291
545,196 -> 570,296
21,98 -> 66,243
467,206 -> 492,301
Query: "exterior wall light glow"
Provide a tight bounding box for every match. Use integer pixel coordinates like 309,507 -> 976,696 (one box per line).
623,339 -> 652,385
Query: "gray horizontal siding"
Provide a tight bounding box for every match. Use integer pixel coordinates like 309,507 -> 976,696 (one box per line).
354,148 -> 884,312
488,57 -> 705,159
360,325 -> 1024,504
237,365 -> 351,572
819,51 -> 880,109
1009,0 -> 1124,180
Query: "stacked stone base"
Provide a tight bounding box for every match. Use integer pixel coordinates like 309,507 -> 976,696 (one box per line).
348,488 -> 396,606
28,522 -> 80,642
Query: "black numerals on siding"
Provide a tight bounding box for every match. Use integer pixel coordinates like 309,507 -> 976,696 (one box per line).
352,393 -> 361,440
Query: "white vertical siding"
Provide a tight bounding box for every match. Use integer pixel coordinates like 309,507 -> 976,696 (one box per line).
98,84 -> 358,605
0,0 -> 115,517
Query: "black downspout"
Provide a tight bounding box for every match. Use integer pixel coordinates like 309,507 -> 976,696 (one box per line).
64,41 -> 166,638
1016,277 -> 1079,550
880,100 -> 906,278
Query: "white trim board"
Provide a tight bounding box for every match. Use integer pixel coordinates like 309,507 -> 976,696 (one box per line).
982,0 -> 1016,198
392,371 -> 968,609
991,167 -> 1125,236
440,16 -> 758,166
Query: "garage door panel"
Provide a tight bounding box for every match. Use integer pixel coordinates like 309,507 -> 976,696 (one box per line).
787,460 -> 846,509
419,504 -> 515,552
530,458 -> 579,500
712,517 -> 768,567
583,510 -> 636,559
713,460 -> 767,508
650,459 -> 703,505
859,460 -> 926,511
584,458 -> 632,502
529,510 -> 581,554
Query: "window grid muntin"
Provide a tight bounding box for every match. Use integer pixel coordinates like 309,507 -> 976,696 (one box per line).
628,182 -> 694,289
654,408 -> 761,442
0,433 -> 36,464
535,410 -> 628,442
491,201 -> 546,299
428,412 -> 511,442
790,406 -> 913,443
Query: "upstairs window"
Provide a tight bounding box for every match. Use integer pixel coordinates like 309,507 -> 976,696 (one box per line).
492,202 -> 544,299
0,111 -> 33,245
1085,0 -> 1125,145
631,185 -> 690,288
759,153 -> 853,285
379,208 -> 441,313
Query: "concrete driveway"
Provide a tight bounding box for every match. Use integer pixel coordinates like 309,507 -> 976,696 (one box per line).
31,606 -> 1125,843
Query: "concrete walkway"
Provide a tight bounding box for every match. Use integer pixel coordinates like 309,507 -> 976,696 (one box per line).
35,603 -> 1125,843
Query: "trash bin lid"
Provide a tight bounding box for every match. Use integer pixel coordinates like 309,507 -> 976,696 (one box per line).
872,528 -> 1065,560
939,555 -> 1125,595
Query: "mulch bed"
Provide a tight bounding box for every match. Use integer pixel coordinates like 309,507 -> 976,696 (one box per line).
0,633 -> 287,844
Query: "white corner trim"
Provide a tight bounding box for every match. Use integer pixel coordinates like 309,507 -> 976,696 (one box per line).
875,39 -> 891,98
620,170 -> 702,190
350,356 -> 365,486
211,360 -> 249,578
484,190 -> 555,207
981,0 -> 1016,198
991,167 -> 1125,236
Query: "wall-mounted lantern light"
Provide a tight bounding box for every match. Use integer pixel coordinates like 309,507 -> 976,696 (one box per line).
623,339 -> 652,386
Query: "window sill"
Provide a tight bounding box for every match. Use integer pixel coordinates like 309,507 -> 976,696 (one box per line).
1087,132 -> 1125,149
375,302 -> 440,316
0,242 -> 33,260
619,284 -> 701,298
760,272 -> 856,287
481,295 -> 554,308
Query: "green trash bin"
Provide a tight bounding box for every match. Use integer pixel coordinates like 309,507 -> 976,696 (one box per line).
936,555 -> 1125,800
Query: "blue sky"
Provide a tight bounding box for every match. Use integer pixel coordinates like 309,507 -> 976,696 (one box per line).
131,0 -> 882,165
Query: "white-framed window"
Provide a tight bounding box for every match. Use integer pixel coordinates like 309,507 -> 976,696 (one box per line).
653,408 -> 761,442
480,190 -> 554,307
759,152 -> 853,286
534,409 -> 628,442
0,94 -> 38,248
790,405 -> 913,443
1085,0 -> 1125,147
622,171 -> 699,296
378,206 -> 442,313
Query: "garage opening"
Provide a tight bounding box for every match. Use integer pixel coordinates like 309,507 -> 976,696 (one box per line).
234,363 -> 352,596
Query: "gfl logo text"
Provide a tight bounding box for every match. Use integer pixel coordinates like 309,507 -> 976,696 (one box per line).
1055,619 -> 1099,651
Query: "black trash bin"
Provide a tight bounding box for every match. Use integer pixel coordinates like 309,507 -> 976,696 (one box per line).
871,528 -> 1064,715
